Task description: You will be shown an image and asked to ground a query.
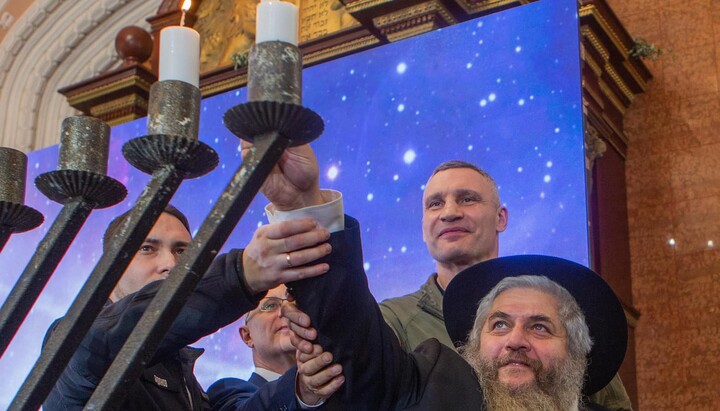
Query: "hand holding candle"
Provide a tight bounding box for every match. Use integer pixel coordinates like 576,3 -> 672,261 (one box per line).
159,0 -> 199,87
256,0 -> 299,45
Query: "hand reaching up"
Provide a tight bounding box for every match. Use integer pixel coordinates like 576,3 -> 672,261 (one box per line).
241,140 -> 325,211
242,218 -> 331,294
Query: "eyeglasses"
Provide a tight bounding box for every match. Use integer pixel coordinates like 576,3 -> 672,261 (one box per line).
245,296 -> 289,323
258,296 -> 288,312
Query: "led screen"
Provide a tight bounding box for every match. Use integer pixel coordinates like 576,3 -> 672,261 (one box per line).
0,0 -> 584,405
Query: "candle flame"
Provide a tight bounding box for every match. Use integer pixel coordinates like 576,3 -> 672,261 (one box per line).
181,0 -> 192,12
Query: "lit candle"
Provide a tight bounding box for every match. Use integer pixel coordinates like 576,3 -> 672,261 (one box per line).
256,0 -> 299,45
159,0 -> 200,87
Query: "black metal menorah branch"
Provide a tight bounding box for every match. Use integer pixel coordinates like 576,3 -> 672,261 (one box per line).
0,117 -> 127,358
9,80 -> 219,411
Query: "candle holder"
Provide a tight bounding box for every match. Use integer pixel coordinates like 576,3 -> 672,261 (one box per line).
146,80 -> 201,141
125,80 -> 216,178
0,203 -> 44,249
0,148 -> 43,251
247,42 -> 302,105
35,116 -> 126,208
0,116 -> 127,360
10,82 -> 219,410
224,101 -> 323,146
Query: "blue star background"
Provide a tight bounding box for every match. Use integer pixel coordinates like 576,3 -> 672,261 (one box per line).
0,0 -> 585,404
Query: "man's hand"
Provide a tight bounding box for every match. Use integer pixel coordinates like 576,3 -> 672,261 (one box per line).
282,302 -> 316,351
242,219 -> 331,294
282,303 -> 344,405
296,344 -> 344,406
241,141 -> 324,211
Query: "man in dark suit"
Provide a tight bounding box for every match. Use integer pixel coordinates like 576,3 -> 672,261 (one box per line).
208,284 -> 344,410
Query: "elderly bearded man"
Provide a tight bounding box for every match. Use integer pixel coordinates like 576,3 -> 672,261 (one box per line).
449,258 -> 624,411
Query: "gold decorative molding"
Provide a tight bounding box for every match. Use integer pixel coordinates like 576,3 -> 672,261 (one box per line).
579,4 -> 629,59
373,1 -> 456,27
604,63 -> 634,103
582,83 -> 604,111
581,26 -> 610,61
65,75 -> 153,108
90,94 -> 149,126
579,0 -> 652,156
582,27 -> 635,105
59,64 -> 156,126
344,0 -> 395,14
582,46 -> 604,77
303,34 -> 380,65
373,1 -> 456,42
622,60 -> 649,92
598,79 -> 627,116
201,72 -> 249,98
450,0 -> 533,16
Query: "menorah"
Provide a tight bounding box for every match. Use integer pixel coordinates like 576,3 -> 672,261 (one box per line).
0,33 -> 322,410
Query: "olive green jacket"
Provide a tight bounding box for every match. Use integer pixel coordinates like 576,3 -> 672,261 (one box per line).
379,273 -> 633,411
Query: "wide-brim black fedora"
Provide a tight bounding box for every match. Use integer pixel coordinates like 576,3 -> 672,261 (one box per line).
443,255 -> 627,396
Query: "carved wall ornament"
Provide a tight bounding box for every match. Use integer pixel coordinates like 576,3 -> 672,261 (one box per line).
0,0 -> 156,152
193,0 -> 359,73
450,0 -> 532,16
194,0 -> 261,72
585,123 -> 607,172
372,1 -> 456,42
299,0 -> 359,43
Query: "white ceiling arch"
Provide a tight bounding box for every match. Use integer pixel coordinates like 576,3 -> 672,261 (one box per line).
0,0 -> 160,152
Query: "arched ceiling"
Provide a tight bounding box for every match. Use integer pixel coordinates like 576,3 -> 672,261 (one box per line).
0,0 -> 161,152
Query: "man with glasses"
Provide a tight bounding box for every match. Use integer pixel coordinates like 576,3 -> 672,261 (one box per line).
240,286 -> 294,382
209,285 -> 345,411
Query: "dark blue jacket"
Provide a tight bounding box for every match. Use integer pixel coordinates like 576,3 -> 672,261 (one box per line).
288,217 -> 611,411
43,249 -> 259,411
208,370 -> 299,411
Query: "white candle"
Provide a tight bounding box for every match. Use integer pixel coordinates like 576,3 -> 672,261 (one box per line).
159,25 -> 200,87
256,0 -> 299,45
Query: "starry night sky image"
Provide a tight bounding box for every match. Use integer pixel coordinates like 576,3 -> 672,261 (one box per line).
0,0 -> 584,404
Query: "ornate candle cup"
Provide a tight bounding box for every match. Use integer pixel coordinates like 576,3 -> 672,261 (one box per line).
35,116 -> 126,208
0,148 -> 43,237
146,80 -> 201,141
247,42 -> 302,104
0,147 -> 27,205
58,116 -> 110,174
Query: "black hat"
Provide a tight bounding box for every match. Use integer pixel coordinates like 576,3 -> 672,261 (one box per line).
443,255 -> 627,396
